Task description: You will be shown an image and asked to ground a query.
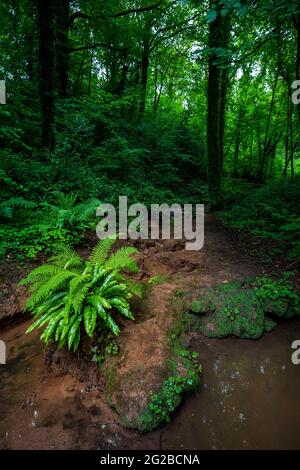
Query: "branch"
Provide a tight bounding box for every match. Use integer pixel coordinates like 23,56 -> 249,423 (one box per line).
150,10 -> 203,48
150,20 -> 205,52
69,2 -> 163,24
216,26 -> 280,66
69,43 -> 130,53
112,1 -> 163,18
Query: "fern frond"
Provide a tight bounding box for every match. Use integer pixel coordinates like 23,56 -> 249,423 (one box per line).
25,270 -> 76,310
103,246 -> 139,273
50,245 -> 83,270
84,305 -> 97,337
67,315 -> 83,350
122,278 -> 144,298
110,298 -> 134,320
75,198 -> 101,221
90,237 -> 116,266
5,197 -> 37,209
51,190 -> 78,210
69,275 -> 91,314
19,265 -> 64,287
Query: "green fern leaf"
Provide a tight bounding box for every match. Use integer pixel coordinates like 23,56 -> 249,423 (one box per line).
103,246 -> 139,272
90,237 -> 116,266
84,305 -> 97,336
26,270 -> 76,310
67,315 -> 82,350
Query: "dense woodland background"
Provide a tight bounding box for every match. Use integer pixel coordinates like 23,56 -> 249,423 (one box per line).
0,0 -> 300,262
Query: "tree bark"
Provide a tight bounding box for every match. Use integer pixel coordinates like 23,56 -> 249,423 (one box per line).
206,3 -> 231,209
54,0 -> 70,98
258,67 -> 279,181
37,0 -> 55,150
139,39 -> 150,115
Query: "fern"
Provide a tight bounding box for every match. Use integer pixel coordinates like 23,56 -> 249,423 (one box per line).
0,197 -> 37,219
103,246 -> 139,272
20,239 -> 141,352
50,245 -> 83,269
41,191 -> 101,231
90,237 -> 116,265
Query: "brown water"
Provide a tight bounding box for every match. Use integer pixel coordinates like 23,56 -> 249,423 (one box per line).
157,322 -> 300,450
1,319 -> 300,449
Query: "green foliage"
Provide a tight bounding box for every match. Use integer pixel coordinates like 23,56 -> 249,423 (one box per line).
253,273 -> 300,318
20,239 -> 142,352
190,276 -> 300,339
147,274 -> 168,285
40,191 -> 101,231
0,188 -> 101,260
221,176 -> 300,258
138,369 -> 199,432
91,332 -> 119,366
280,217 -> 300,258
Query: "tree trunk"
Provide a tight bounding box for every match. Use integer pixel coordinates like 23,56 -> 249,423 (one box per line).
54,0 -> 70,98
206,3 -> 231,209
258,67 -> 279,181
37,0 -> 55,150
218,18 -> 231,172
139,39 -> 150,116
233,134 -> 240,178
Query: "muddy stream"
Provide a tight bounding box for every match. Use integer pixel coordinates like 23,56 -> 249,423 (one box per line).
1,216 -> 300,449
1,318 -> 300,450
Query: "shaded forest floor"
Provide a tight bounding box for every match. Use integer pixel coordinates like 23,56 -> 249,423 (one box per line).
0,215 -> 299,449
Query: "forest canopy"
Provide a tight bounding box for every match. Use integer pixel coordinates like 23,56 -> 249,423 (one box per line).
0,0 -> 300,260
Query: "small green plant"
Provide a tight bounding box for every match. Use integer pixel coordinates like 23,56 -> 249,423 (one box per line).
138,370 -> 199,432
138,352 -> 200,433
41,191 -> 101,232
253,273 -> 300,317
173,288 -> 184,299
147,274 -> 168,285
20,238 -> 142,351
91,333 -> 119,366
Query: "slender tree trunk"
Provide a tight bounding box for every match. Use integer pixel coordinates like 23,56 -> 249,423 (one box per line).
37,0 -> 55,150
232,107 -> 244,177
206,3 -> 231,209
87,51 -> 94,95
218,18 -> 231,172
118,50 -> 128,97
233,134 -> 240,177
54,0 -> 70,98
139,39 -> 150,115
258,67 -> 279,181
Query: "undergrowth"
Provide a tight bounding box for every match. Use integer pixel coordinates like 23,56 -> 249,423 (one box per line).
220,176 -> 300,259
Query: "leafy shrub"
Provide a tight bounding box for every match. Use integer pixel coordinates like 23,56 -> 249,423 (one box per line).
280,217 -> 300,258
253,274 -> 300,317
0,190 -> 101,261
0,224 -> 76,261
221,176 -> 300,257
20,238 -> 142,351
40,191 -> 101,231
